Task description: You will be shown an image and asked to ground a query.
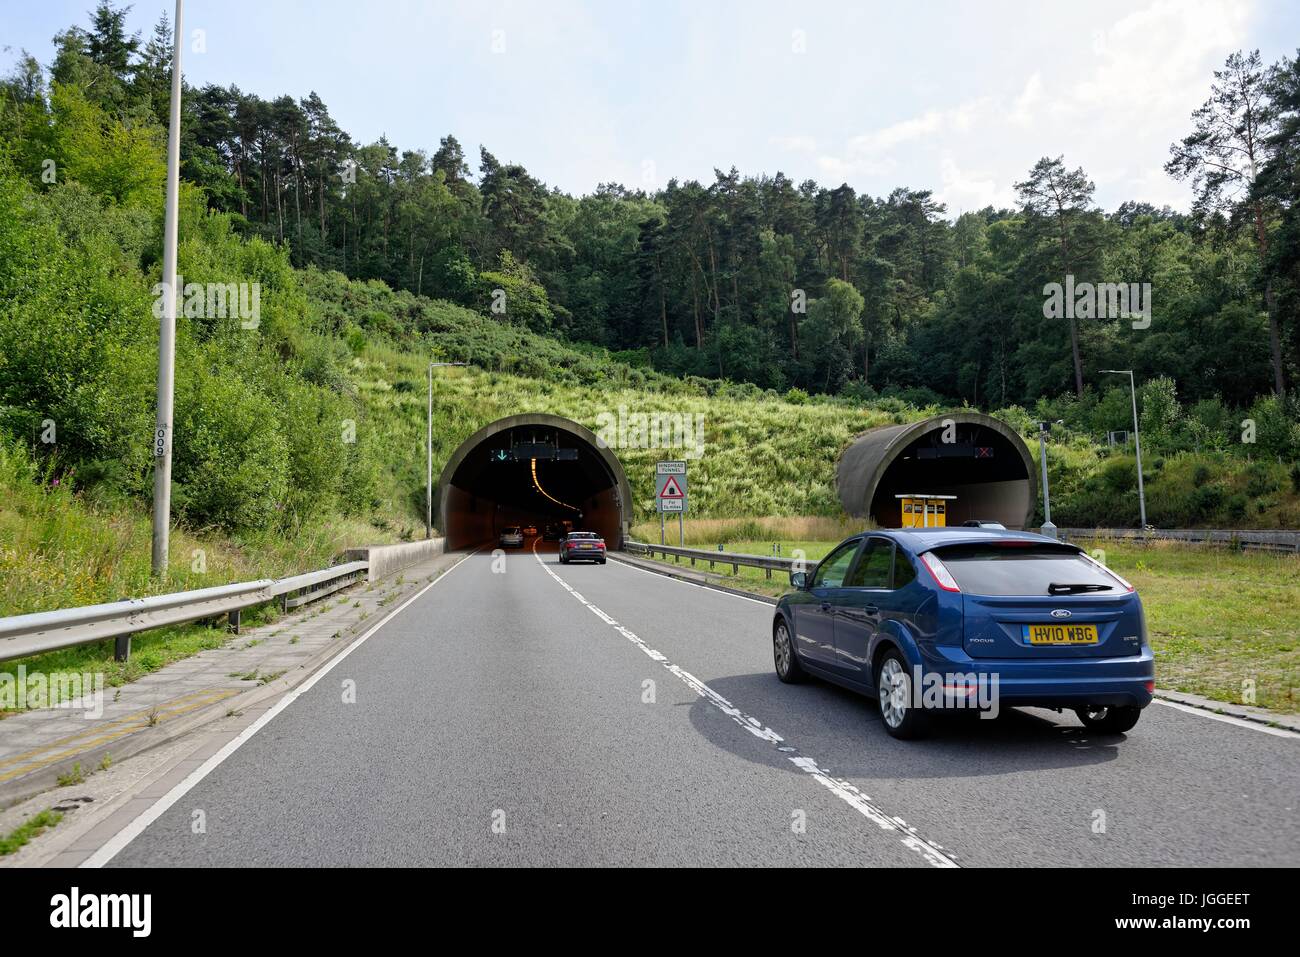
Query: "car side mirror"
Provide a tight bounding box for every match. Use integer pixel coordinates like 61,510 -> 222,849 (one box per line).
789,570 -> 808,590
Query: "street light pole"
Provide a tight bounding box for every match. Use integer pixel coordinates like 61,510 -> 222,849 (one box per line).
151,0 -> 183,578
1038,421 -> 1056,539
1101,369 -> 1147,529
427,362 -> 468,539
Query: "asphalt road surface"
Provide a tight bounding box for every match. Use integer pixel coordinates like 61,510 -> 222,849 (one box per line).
109,544 -> 1300,867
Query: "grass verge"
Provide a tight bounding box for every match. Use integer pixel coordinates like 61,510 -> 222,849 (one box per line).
0,809 -> 63,856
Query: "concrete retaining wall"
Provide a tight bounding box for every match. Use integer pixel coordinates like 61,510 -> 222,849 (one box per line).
345,538 -> 446,581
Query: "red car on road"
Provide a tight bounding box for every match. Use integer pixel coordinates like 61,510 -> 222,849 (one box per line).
559,532 -> 606,564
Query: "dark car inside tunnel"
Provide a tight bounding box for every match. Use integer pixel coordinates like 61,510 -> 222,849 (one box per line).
837,413 -> 1037,529
438,415 -> 630,550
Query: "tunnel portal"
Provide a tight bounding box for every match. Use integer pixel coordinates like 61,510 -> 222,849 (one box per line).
438,414 -> 631,550
836,412 -> 1037,529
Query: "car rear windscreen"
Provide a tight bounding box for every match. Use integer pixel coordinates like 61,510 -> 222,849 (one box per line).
933,543 -> 1116,596
568,532 -> 598,540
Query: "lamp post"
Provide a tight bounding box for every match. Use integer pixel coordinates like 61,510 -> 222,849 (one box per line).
151,0 -> 184,578
1037,420 -> 1057,539
1100,369 -> 1147,529
427,362 -> 468,539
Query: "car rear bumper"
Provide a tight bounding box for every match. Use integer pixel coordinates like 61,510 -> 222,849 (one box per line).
925,646 -> 1155,709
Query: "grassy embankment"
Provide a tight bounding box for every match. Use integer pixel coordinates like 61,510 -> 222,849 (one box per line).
0,439 -> 397,709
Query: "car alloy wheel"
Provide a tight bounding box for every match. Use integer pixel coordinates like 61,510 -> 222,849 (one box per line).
878,656 -> 909,729
773,620 -> 805,683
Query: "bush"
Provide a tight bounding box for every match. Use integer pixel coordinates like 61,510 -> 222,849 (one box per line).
1191,483 -> 1225,521
1245,462 -> 1280,498
1246,394 -> 1300,458
1100,456 -> 1139,494
170,359 -> 289,531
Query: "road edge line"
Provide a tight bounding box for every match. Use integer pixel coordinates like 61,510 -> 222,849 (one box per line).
1152,697 -> 1300,739
608,552 -> 776,606
79,550 -> 477,868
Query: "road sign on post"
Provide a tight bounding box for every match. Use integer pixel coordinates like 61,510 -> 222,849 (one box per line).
656,461 -> 688,545
655,462 -> 688,512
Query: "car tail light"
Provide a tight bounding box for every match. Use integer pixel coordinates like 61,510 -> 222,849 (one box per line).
1080,552 -> 1135,592
919,552 -> 961,593
1144,680 -> 1155,693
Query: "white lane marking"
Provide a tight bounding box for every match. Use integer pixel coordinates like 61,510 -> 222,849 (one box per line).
614,554 -> 1300,742
1153,698 -> 1300,739
81,550 -> 478,868
607,553 -> 775,606
533,543 -> 959,868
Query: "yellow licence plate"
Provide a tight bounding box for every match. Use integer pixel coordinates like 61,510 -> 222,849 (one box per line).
1025,623 -> 1099,645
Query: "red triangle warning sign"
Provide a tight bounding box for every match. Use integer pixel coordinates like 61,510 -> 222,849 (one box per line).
659,476 -> 685,498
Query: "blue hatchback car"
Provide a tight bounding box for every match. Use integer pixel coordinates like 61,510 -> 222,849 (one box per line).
772,528 -> 1154,739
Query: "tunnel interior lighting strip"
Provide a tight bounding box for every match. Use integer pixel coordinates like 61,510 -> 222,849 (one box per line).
531,457 -> 580,512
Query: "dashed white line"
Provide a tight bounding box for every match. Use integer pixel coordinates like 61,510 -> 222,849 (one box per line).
533,542 -> 960,868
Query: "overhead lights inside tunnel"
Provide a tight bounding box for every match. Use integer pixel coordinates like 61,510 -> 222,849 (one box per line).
530,457 -> 580,513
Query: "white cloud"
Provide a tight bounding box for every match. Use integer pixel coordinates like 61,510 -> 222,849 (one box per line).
1072,0 -> 1251,116
847,110 -> 945,153
935,156 -> 1015,213
1009,73 -> 1044,127
796,0 -> 1255,213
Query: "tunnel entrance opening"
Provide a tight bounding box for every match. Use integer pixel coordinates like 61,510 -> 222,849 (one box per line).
836,413 -> 1037,529
438,414 -> 631,550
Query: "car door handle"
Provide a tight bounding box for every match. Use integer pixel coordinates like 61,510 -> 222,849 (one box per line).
842,606 -> 878,621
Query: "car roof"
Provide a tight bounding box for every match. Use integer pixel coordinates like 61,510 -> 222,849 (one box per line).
858,527 -> 1070,553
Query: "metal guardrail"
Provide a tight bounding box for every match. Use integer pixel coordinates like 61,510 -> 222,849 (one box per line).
624,541 -> 797,579
626,526 -> 1300,582
1060,528 -> 1300,552
0,560 -> 368,664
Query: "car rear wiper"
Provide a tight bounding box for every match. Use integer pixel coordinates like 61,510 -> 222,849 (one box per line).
1047,582 -> 1113,595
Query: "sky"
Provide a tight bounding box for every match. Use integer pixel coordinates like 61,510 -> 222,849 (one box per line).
3,0 -> 1298,215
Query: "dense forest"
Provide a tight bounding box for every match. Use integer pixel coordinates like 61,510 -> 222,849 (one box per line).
4,4 -> 1299,420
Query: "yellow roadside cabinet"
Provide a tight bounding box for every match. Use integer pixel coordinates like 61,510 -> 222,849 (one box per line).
895,493 -> 957,528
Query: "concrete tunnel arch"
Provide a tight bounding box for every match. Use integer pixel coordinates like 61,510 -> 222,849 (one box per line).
836,412 -> 1038,529
438,413 -> 633,550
